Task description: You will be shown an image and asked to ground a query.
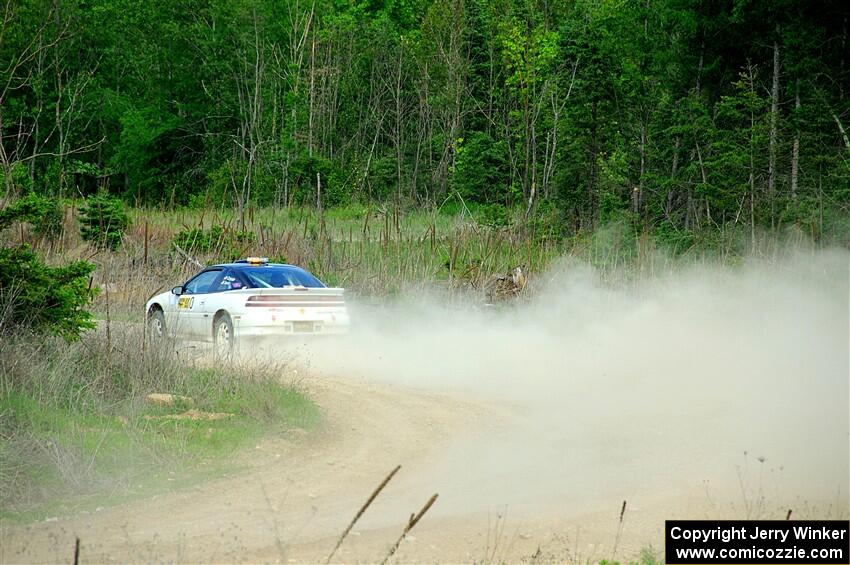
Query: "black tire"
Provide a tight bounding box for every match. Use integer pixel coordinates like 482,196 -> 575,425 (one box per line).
213,313 -> 235,357
148,308 -> 167,345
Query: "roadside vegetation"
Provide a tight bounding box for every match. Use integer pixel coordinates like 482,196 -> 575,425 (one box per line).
0,322 -> 318,520
0,232 -> 317,519
33,199 -> 835,319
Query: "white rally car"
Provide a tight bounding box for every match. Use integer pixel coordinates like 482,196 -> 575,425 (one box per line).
145,258 -> 349,354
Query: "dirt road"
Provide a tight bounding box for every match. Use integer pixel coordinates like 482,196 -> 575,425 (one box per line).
5,253 -> 848,563
1,370 -> 725,564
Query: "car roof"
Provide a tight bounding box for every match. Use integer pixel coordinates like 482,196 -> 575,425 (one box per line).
210,262 -> 305,269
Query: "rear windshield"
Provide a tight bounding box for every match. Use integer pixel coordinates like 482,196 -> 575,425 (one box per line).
239,266 -> 325,288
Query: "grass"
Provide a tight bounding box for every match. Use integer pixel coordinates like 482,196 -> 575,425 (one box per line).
123,201 -> 563,294
28,201 -> 778,323
1,197 -> 821,331
598,546 -> 664,565
0,324 -> 318,521
17,201 -> 566,321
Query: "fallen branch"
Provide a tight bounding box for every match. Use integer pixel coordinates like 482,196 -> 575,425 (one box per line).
325,465 -> 401,564
172,243 -> 204,269
379,493 -> 439,565
831,111 -> 850,156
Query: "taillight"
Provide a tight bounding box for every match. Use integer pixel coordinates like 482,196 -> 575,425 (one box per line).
245,295 -> 345,307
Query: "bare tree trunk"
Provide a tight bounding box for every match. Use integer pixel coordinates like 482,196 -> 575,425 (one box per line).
0,111 -> 12,199
526,122 -> 537,217
522,19 -> 531,200
749,68 -> 756,248
308,32 -> 315,158
790,81 -> 799,199
832,110 -> 850,155
31,33 -> 46,181
542,60 -> 575,201
394,42 -> 404,202
694,140 -> 708,228
235,8 -> 266,229
768,27 -> 780,226
665,137 -> 680,219
838,15 -> 847,100
360,112 -> 384,194
633,122 -> 646,214
285,0 -> 315,161
588,99 -> 598,225
695,34 -> 704,97
316,171 -> 321,210
53,0 -> 66,195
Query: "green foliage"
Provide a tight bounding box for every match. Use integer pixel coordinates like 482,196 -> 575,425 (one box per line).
452,132 -> 511,203
0,162 -> 34,194
366,156 -> 399,202
0,245 -> 96,341
78,191 -> 130,250
0,193 -> 63,239
476,203 -> 511,229
706,68 -> 769,222
110,105 -> 185,203
526,199 -> 563,243
654,220 -> 696,255
1,0 -> 849,244
172,226 -> 256,260
287,153 -> 351,207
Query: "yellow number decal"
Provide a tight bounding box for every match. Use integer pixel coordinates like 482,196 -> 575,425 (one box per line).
177,297 -> 194,309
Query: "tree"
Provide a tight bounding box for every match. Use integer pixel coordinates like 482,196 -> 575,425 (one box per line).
0,245 -> 96,340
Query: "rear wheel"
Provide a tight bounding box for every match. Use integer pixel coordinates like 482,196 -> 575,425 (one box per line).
148,309 -> 167,345
213,313 -> 235,358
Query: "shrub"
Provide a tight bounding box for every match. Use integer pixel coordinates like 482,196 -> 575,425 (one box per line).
78,191 -> 130,250
0,325 -> 318,513
287,153 -> 350,206
0,193 -> 63,239
477,203 -> 511,229
0,245 -> 97,340
654,221 -> 695,255
0,162 -> 33,195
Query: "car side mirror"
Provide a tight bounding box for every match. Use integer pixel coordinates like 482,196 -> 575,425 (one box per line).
171,286 -> 184,296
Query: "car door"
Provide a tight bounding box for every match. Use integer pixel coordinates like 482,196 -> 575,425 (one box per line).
179,269 -> 223,338
195,269 -> 248,339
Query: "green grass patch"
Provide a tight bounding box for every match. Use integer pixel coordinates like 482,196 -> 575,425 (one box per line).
0,329 -> 318,522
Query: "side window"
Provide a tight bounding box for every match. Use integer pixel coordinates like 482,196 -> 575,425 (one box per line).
184,270 -> 221,295
210,269 -> 247,293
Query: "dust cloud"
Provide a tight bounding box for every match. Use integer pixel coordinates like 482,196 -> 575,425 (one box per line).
286,250 -> 849,519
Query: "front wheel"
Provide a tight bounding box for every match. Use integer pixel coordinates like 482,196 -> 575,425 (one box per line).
148,309 -> 167,346
213,313 -> 235,358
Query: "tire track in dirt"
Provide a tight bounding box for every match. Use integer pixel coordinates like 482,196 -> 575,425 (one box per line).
0,367 -> 807,564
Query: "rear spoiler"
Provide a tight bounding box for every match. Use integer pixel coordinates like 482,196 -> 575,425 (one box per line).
228,286 -> 344,295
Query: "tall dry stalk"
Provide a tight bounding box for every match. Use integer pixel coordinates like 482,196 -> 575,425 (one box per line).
325,464 -> 401,564
378,493 -> 438,565
611,499 -> 627,558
